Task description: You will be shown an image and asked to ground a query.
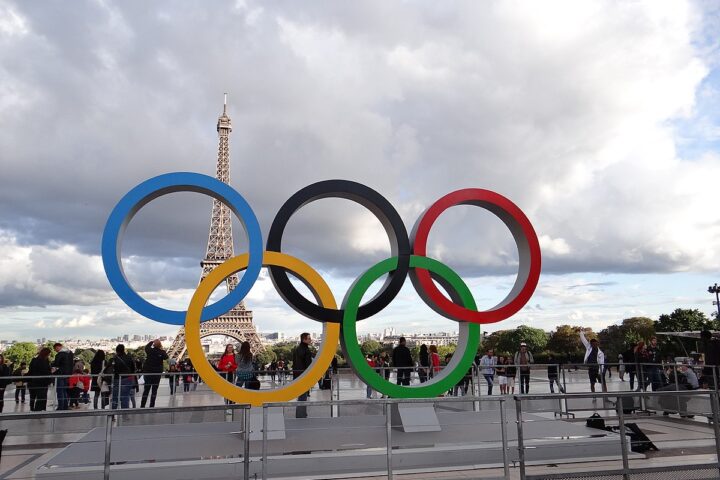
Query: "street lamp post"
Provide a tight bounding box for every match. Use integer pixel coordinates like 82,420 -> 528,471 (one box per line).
709,283 -> 720,320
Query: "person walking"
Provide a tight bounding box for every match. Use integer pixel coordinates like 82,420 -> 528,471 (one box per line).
28,348 -> 52,412
292,333 -> 313,418
51,342 -> 74,410
13,362 -> 28,404
90,350 -> 105,409
479,349 -> 497,395
634,341 -> 648,391
235,342 -> 255,389
580,329 -> 606,393
514,343 -> 534,394
547,354 -> 565,393
166,361 -> 179,395
392,337 -> 414,386
110,344 -> 135,409
141,339 -> 168,408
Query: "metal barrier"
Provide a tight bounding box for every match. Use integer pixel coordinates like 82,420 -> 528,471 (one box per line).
515,390 -> 720,480
4,371 -> 720,479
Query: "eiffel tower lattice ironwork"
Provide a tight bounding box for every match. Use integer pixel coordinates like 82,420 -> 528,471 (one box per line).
167,96 -> 264,361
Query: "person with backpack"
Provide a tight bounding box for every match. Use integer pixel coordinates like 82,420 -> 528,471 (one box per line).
90,350 -> 106,409
110,344 -> 135,409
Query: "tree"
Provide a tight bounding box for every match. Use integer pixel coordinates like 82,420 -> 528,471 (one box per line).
484,326 -> 548,355
3,342 -> 37,365
360,340 -> 383,357
547,325 -> 585,360
620,317 -> 655,344
255,348 -> 276,367
655,308 -> 718,332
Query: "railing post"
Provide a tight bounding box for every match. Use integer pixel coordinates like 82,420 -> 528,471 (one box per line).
616,395 -> 631,480
104,412 -> 113,480
262,404 -> 268,480
385,400 -> 393,480
673,366 -> 681,414
499,398 -> 510,480
514,396 -> 526,480
243,406 -> 251,480
710,392 -> 720,475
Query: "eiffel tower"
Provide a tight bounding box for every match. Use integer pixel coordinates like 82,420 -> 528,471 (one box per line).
167,96 -> 264,361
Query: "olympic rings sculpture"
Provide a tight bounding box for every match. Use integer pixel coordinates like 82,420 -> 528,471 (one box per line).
102,172 -> 541,404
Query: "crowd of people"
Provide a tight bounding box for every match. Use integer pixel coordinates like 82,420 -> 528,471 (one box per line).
1,330 -> 718,414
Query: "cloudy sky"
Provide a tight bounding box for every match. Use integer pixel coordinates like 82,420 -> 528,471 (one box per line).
1,1 -> 720,342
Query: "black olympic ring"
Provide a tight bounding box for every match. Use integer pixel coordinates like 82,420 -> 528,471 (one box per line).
266,180 -> 411,323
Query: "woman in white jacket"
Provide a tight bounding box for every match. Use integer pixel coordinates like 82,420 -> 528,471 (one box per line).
580,329 -> 606,393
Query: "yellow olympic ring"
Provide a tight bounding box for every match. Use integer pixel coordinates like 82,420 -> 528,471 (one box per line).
185,251 -> 340,406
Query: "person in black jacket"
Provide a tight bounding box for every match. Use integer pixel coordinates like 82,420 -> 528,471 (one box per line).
110,344 -> 135,409
418,344 -> 430,383
292,333 -> 313,418
392,337 -> 414,386
28,348 -> 53,411
0,354 -> 10,413
141,340 -> 168,408
51,343 -> 74,410
90,350 -> 105,409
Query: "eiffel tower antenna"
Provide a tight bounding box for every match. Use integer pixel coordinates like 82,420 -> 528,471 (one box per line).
167,96 -> 264,361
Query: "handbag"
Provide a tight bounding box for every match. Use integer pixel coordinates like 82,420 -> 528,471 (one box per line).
76,380 -> 85,390
247,376 -> 261,390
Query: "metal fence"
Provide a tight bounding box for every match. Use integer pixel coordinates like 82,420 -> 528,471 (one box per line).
2,389 -> 720,480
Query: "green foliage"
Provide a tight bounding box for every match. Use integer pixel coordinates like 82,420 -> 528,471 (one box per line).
3,342 -> 37,365
547,325 -> 585,361
271,342 -> 295,363
360,340 -> 383,357
76,349 -> 96,366
485,325 -> 547,355
655,308 -> 718,332
255,348 -> 276,367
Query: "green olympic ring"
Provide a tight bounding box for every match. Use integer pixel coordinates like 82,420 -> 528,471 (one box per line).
341,255 -> 480,398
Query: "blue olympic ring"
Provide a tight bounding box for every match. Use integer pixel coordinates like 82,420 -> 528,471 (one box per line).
101,172 -> 263,325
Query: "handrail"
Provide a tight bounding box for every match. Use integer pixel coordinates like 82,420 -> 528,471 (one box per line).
0,402 -> 251,421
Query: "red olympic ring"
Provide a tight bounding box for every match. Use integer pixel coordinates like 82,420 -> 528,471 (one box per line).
410,189 -> 541,324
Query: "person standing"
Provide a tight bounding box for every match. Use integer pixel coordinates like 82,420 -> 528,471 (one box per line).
166,361 -> 179,395
547,354 -> 565,393
646,336 -> 663,391
623,344 -> 636,390
618,354 -> 625,382
0,355 -> 10,413
110,344 -> 135,409
28,348 -> 52,411
379,352 -> 391,383
292,333 -> 313,418
580,329 -> 606,393
392,337 -> 414,386
141,339 -> 168,408
496,356 -> 507,394
235,342 -> 255,389
506,358 -> 517,394
90,350 -> 106,409
51,343 -> 74,410
514,343 -> 534,394
479,349 -> 497,395
366,355 -> 377,399
418,345 -> 430,383
429,345 -> 441,377
13,362 -> 28,404
634,342 -> 648,391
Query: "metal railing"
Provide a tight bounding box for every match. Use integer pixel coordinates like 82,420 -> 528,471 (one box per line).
3,389 -> 720,479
